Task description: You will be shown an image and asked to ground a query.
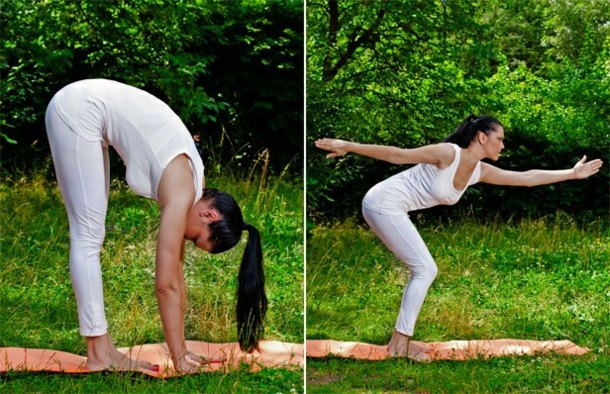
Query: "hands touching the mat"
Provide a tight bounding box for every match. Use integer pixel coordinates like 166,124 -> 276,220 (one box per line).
174,351 -> 208,374
173,350 -> 225,374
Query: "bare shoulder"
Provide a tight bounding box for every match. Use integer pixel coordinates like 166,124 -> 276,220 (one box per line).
157,154 -> 196,211
430,142 -> 457,169
479,162 -> 500,179
399,142 -> 456,167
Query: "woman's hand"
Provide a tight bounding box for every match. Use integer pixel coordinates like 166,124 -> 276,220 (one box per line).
173,351 -> 225,374
173,351 -> 204,374
315,138 -> 350,158
573,155 -> 603,179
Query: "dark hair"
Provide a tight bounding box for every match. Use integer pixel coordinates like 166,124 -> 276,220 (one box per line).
236,223 -> 267,352
203,188 -> 244,254
201,188 -> 267,353
444,114 -> 503,148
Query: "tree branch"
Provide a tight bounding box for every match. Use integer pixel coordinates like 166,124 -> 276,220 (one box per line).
323,5 -> 386,82
328,0 -> 339,44
322,0 -> 339,77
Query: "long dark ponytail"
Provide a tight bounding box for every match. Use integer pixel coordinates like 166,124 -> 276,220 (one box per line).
202,189 -> 267,352
444,114 -> 502,148
236,223 -> 267,352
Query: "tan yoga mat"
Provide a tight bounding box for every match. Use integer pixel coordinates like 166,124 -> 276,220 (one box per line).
1,338 -> 589,377
0,340 -> 304,378
305,339 -> 590,361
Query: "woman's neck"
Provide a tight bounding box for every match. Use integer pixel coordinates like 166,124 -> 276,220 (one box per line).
462,143 -> 487,164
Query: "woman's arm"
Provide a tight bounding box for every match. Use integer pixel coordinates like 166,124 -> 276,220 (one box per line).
315,138 -> 454,167
480,156 -> 603,187
156,155 -> 202,373
155,203 -> 191,370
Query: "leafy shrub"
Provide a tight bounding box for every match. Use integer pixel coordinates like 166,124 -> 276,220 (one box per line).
307,0 -> 609,222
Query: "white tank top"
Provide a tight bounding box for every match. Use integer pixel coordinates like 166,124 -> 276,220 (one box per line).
50,79 -> 204,202
362,143 -> 481,215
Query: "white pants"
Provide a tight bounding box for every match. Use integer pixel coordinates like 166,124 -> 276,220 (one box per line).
45,99 -> 110,337
362,207 -> 438,336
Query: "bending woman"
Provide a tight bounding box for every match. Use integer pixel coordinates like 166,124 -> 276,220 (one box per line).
315,115 -> 602,361
45,79 -> 267,373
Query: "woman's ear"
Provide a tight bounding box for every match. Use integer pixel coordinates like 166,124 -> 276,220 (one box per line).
477,131 -> 488,145
199,208 -> 220,223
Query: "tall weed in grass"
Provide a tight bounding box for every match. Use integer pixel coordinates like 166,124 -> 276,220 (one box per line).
307,216 -> 609,392
1,165 -> 303,392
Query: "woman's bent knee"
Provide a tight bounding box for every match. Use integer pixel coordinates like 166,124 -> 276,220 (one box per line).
427,261 -> 438,281
412,260 -> 437,283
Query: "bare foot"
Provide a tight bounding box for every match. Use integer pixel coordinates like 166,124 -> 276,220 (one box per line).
387,331 -> 431,362
85,334 -> 158,373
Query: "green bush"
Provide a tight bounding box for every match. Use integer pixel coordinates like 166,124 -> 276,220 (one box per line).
0,0 -> 303,174
307,0 -> 609,222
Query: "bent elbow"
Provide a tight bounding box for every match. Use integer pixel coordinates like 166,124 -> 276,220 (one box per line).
155,281 -> 178,297
155,285 -> 168,296
523,179 -> 536,187
389,149 -> 408,164
523,171 -> 537,187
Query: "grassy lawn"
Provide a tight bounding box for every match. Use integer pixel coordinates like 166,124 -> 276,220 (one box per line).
307,216 -> 610,393
0,172 -> 304,393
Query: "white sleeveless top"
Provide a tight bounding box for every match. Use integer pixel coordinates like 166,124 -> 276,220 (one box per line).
362,143 -> 481,215
49,79 -> 204,202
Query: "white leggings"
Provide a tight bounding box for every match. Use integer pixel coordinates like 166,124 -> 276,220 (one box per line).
45,99 -> 110,337
362,207 -> 438,337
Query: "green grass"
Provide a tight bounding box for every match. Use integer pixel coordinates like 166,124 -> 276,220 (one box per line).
0,171 -> 304,393
307,217 -> 610,393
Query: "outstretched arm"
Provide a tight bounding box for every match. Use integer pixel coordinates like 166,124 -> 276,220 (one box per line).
315,138 -> 454,166
480,156 -> 603,187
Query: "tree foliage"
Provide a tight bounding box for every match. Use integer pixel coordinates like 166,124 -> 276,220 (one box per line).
0,0 -> 303,174
307,0 -> 609,222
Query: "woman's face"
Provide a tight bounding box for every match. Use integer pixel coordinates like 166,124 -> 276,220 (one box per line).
189,225 -> 213,252
185,202 -> 218,252
480,126 -> 505,161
